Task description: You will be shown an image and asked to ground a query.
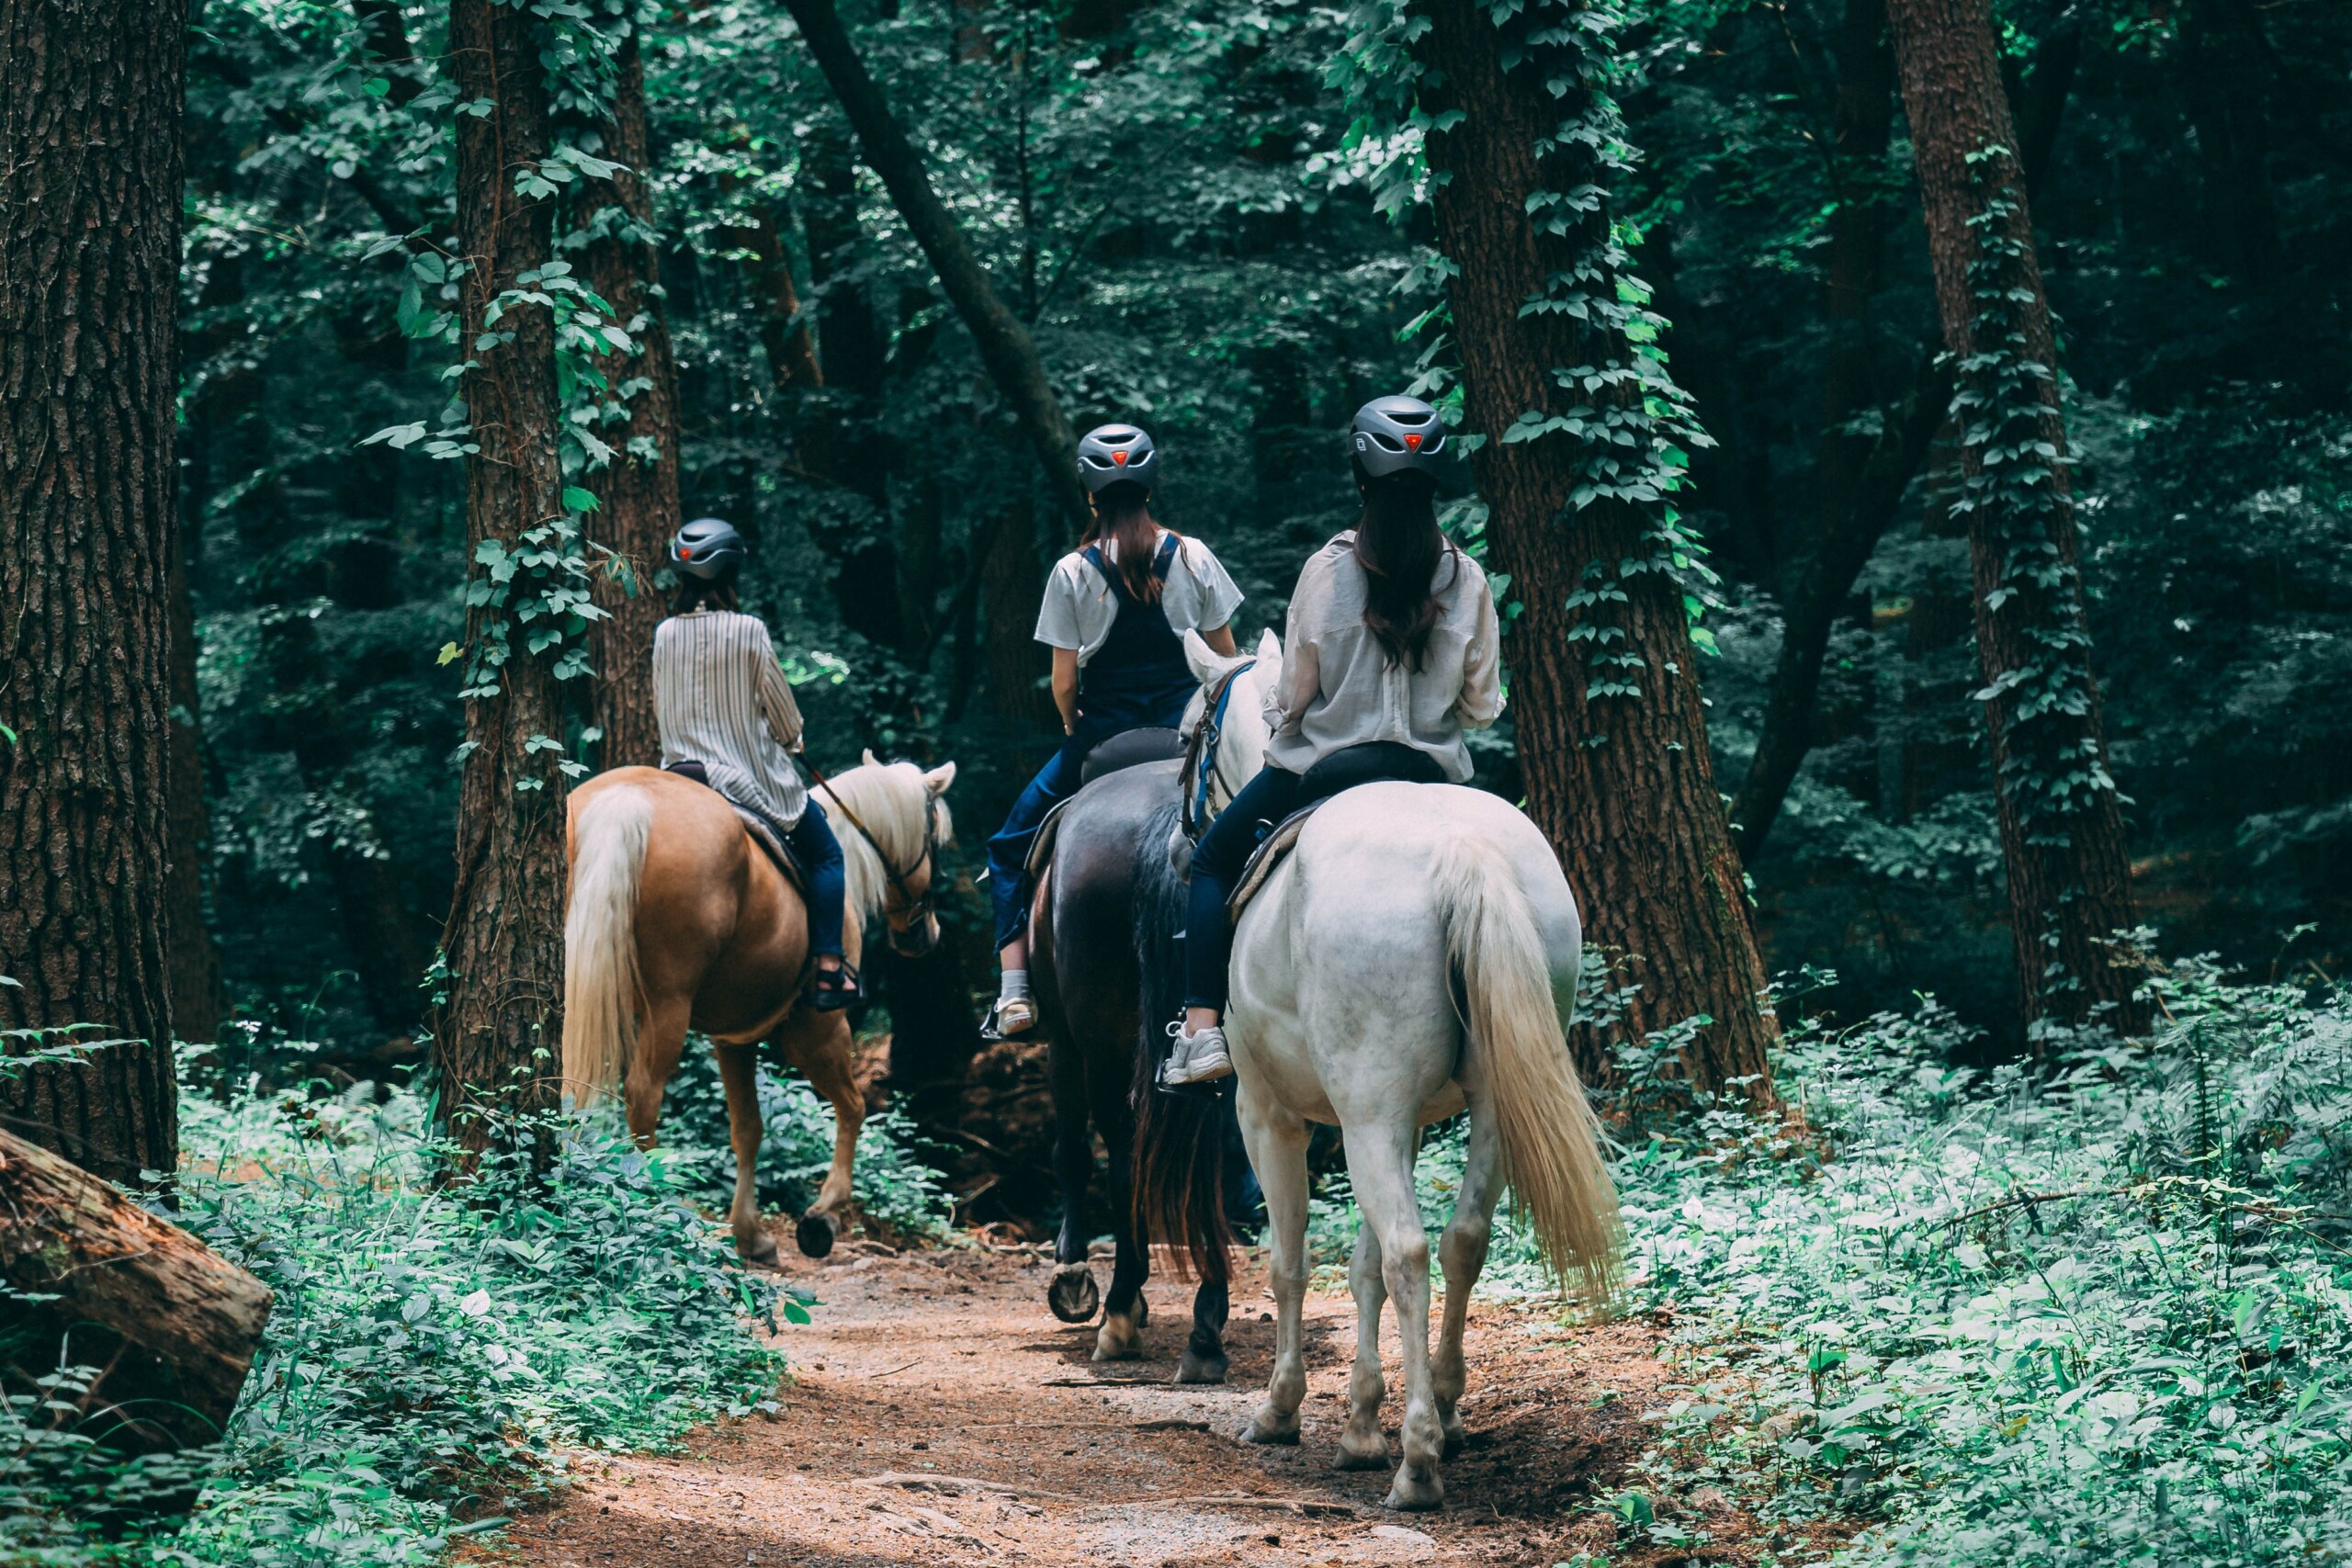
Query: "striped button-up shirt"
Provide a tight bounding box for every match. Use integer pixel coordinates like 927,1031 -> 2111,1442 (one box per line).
653,609 -> 808,828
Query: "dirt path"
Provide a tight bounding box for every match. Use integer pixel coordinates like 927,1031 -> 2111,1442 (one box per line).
493,1239 -> 1679,1568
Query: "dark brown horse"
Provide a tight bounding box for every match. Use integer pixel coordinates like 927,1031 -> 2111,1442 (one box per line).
1029,758 -> 1244,1382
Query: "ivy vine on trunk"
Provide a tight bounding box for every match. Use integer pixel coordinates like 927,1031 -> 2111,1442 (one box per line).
1885,0 -> 2145,1040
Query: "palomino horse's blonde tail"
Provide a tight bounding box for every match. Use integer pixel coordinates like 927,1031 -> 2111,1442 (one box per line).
562,784 -> 652,1108
1435,833 -> 1624,1307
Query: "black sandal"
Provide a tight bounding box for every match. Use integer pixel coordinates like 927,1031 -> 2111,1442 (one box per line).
808,958 -> 863,1011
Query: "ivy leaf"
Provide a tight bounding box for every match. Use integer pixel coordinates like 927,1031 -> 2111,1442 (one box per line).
561,486 -> 599,514
436,642 -> 462,667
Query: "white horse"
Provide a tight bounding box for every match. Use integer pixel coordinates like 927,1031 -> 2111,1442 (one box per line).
1179,630 -> 1621,1510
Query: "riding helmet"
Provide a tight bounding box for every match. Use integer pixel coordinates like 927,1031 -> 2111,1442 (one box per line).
1077,423 -> 1159,495
670,516 -> 745,581
1351,395 -> 1448,479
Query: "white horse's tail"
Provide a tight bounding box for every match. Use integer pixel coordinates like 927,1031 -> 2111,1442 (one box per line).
1435,833 -> 1623,1305
562,785 -> 652,1108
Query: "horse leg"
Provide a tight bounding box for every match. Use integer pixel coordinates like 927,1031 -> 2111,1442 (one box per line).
1334,1221 -> 1391,1469
1178,1272 -> 1228,1385
775,1007 -> 864,1258
1236,1088 -> 1309,1445
1046,1035 -> 1101,1324
623,996 -> 692,1148
1347,1122 -> 1444,1510
713,1042 -> 778,1265
1433,1106 -> 1503,1459
1091,1095 -> 1149,1361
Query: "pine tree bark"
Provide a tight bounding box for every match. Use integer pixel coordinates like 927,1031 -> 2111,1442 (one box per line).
1417,0 -> 1777,1096
1884,0 -> 2144,1035
434,0 -> 574,1142
583,28 -> 681,772
0,0 -> 186,1182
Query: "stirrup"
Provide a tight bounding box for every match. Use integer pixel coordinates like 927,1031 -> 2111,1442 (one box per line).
808,958 -> 863,1011
983,993 -> 1038,1042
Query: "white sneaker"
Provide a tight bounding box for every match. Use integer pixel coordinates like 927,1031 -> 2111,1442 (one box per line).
1160,1021 -> 1233,1086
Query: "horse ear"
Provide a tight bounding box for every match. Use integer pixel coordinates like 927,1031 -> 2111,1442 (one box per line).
1256,626 -> 1283,665
861,747 -> 881,769
1182,628 -> 1243,687
922,761 -> 956,796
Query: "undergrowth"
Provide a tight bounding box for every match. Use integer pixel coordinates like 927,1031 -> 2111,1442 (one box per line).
3,1049 -> 949,1568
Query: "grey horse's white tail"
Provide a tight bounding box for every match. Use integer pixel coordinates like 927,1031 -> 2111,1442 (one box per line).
561,784 -> 652,1108
1435,832 -> 1623,1304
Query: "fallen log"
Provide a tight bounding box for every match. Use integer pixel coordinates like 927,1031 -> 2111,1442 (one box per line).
0,1123 -> 273,1461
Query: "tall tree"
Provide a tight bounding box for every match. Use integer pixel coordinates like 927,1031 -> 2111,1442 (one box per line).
1730,13 -> 2081,857
433,0 -> 580,1141
1883,0 -> 2143,1034
0,0 -> 186,1181
164,520 -> 226,1043
1400,0 -> 1779,1095
780,0 -> 1090,538
583,25 -> 682,771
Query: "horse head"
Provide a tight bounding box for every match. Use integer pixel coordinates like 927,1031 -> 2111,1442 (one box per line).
1181,627 -> 1281,824
840,750 -> 957,956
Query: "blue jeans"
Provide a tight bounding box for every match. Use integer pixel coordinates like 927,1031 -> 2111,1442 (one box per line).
988,734 -> 1097,952
786,800 -> 847,959
1182,765 -> 1305,1012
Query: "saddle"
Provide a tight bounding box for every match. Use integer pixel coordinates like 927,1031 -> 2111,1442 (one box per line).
1022,729 -> 1186,879
662,760 -> 808,897
1223,742 -> 1447,923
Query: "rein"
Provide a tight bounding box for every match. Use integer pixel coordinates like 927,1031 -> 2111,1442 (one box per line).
1181,659 -> 1255,840
802,758 -> 940,950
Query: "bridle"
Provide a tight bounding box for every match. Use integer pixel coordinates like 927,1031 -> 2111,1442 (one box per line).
1180,659 -> 1256,840
805,760 -> 943,956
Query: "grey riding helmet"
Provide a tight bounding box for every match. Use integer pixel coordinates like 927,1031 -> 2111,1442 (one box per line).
1077,423 -> 1159,494
1351,395 -> 1448,479
670,516 -> 746,581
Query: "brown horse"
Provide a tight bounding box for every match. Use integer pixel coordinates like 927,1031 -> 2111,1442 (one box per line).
560,753 -> 956,1260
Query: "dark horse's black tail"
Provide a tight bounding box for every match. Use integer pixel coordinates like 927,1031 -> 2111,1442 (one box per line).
1129,798 -> 1236,1284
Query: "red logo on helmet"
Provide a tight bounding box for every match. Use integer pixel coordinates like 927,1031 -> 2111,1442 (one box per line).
1113,450 -> 1129,465
678,546 -> 694,558
1405,433 -> 1423,450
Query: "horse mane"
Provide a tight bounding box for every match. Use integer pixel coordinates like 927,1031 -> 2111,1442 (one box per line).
812,761 -> 951,922
1129,795 -> 1238,1282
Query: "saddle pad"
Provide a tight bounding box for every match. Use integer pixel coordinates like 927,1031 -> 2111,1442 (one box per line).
733,807 -> 808,899
1225,802 -> 1326,924
1024,796 -> 1076,880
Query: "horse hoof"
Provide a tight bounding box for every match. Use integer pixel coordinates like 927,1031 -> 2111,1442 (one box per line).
795,1212 -> 839,1258
1383,1472 -> 1444,1512
738,1229 -> 780,1267
1238,1416 -> 1301,1447
1091,1324 -> 1145,1362
1334,1438 -> 1390,1472
1175,1348 -> 1227,1385
1441,1426 -> 1466,1461
1048,1265 -> 1100,1325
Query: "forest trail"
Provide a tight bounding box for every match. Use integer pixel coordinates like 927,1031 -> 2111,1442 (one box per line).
486,1238 -> 1682,1568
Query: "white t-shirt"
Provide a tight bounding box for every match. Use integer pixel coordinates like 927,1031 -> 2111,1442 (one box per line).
1033,531 -> 1244,666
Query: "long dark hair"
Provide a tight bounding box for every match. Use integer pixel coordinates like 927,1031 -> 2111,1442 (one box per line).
1081,481 -> 1166,603
1353,467 -> 1453,669
670,572 -> 740,615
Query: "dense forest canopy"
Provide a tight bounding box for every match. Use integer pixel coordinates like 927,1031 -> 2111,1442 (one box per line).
171,0 -> 2348,1063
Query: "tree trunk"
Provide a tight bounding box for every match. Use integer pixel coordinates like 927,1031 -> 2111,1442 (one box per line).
164,513 -> 225,1043
1416,0 -> 1777,1097
583,28 -> 681,772
1884,0 -> 2145,1036
980,488 -> 1057,729
0,1124 -> 271,1468
0,0 -> 185,1183
1732,13 -> 2078,858
781,0 -> 1090,539
433,0 -> 575,1143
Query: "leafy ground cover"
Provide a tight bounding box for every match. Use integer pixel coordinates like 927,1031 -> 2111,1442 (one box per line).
2,1048 -> 952,1568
